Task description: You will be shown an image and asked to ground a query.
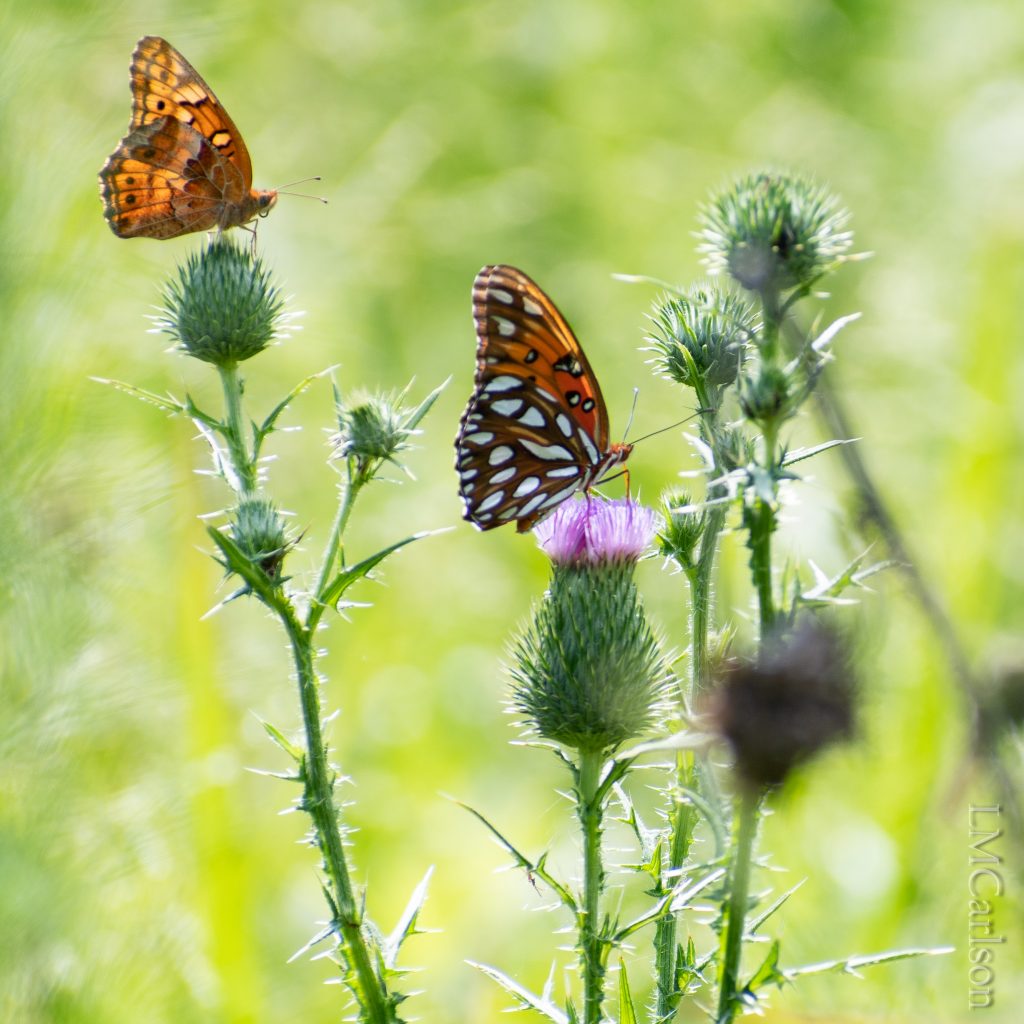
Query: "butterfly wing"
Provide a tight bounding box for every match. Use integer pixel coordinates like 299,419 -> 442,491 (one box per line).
128,36 -> 253,188
456,265 -> 626,532
99,36 -> 273,238
100,116 -> 243,238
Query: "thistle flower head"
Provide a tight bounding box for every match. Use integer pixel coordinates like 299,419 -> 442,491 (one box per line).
534,496 -> 657,567
708,617 -> 856,789
646,284 -> 754,392
699,171 -> 853,293
513,496 -> 670,753
156,238 -> 286,366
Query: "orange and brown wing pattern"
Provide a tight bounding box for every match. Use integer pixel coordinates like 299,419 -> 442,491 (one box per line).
127,35 -> 253,187
99,36 -> 276,239
455,265 -> 630,532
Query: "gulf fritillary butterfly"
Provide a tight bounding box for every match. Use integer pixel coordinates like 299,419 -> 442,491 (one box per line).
99,36 -> 277,239
455,265 -> 632,532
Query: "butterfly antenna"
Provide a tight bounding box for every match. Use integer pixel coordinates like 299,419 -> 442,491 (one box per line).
622,388 -> 640,443
629,411 -> 701,446
274,176 -> 328,204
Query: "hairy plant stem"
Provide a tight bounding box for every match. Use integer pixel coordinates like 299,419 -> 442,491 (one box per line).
218,363 -> 257,495
277,600 -> 395,1024
217,377 -> 394,1022
577,750 -> 608,1024
653,502 -> 728,1020
715,789 -> 761,1024
310,460 -> 370,630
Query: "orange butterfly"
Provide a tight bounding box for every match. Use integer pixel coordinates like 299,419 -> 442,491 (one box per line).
99,36 -> 277,239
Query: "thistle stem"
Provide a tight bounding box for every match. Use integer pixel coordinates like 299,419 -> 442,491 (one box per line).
716,789 -> 761,1024
653,503 -> 728,1019
278,600 -> 395,1024
310,461 -> 368,631
218,362 -> 257,495
577,750 -> 607,1024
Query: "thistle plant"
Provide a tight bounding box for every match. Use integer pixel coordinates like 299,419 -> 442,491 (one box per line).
102,237 -> 442,1024
467,497 -> 683,1024
636,170 -> 949,1022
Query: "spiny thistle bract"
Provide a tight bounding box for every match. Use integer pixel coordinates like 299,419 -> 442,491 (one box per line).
333,389 -> 419,473
156,237 -> 285,365
646,284 -> 755,392
228,496 -> 291,580
511,499 -> 672,753
657,489 -> 706,572
698,171 -> 853,293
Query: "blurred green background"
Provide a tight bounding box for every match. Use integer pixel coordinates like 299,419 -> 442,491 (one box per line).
2,0 -> 1022,1021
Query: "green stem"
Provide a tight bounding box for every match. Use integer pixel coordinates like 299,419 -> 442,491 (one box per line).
279,601 -> 395,1024
577,750 -> 607,1024
218,362 -> 257,495
746,500 -> 777,639
653,503 -> 728,1020
309,460 -> 368,632
690,504 -> 728,697
716,789 -> 761,1024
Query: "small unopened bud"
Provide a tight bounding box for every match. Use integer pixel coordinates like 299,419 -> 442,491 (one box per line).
156,238 -> 286,366
646,285 -> 753,393
699,171 -> 853,293
333,390 -> 414,473
708,617 -> 856,789
658,489 -> 705,571
229,496 -> 290,580
512,498 -> 670,753
738,363 -> 799,431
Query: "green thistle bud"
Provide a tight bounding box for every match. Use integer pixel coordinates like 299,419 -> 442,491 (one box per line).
156,238 -> 286,366
333,389 -> 416,474
229,496 -> 291,580
646,284 -> 753,393
658,488 -> 705,571
738,363 -> 799,431
708,617 -> 856,789
699,171 -> 853,293
512,502 -> 671,753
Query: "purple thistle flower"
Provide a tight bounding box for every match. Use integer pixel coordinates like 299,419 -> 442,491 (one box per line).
534,497 -> 658,566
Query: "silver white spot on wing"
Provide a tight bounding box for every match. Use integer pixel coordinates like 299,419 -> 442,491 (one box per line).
490,467 -> 516,485
491,288 -> 514,304
483,375 -> 522,393
518,492 -> 548,517
518,406 -> 546,428
520,439 -> 575,462
492,315 -> 515,337
555,413 -> 574,438
464,431 -> 494,445
488,445 -> 515,466
546,466 -> 580,479
539,481 -> 582,509
578,428 -> 600,464
491,398 -> 524,416
522,296 -> 543,316
513,476 -> 541,497
477,490 -> 505,513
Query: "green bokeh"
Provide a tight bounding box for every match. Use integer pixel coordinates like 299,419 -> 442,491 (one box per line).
2,1 -> 1022,1021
